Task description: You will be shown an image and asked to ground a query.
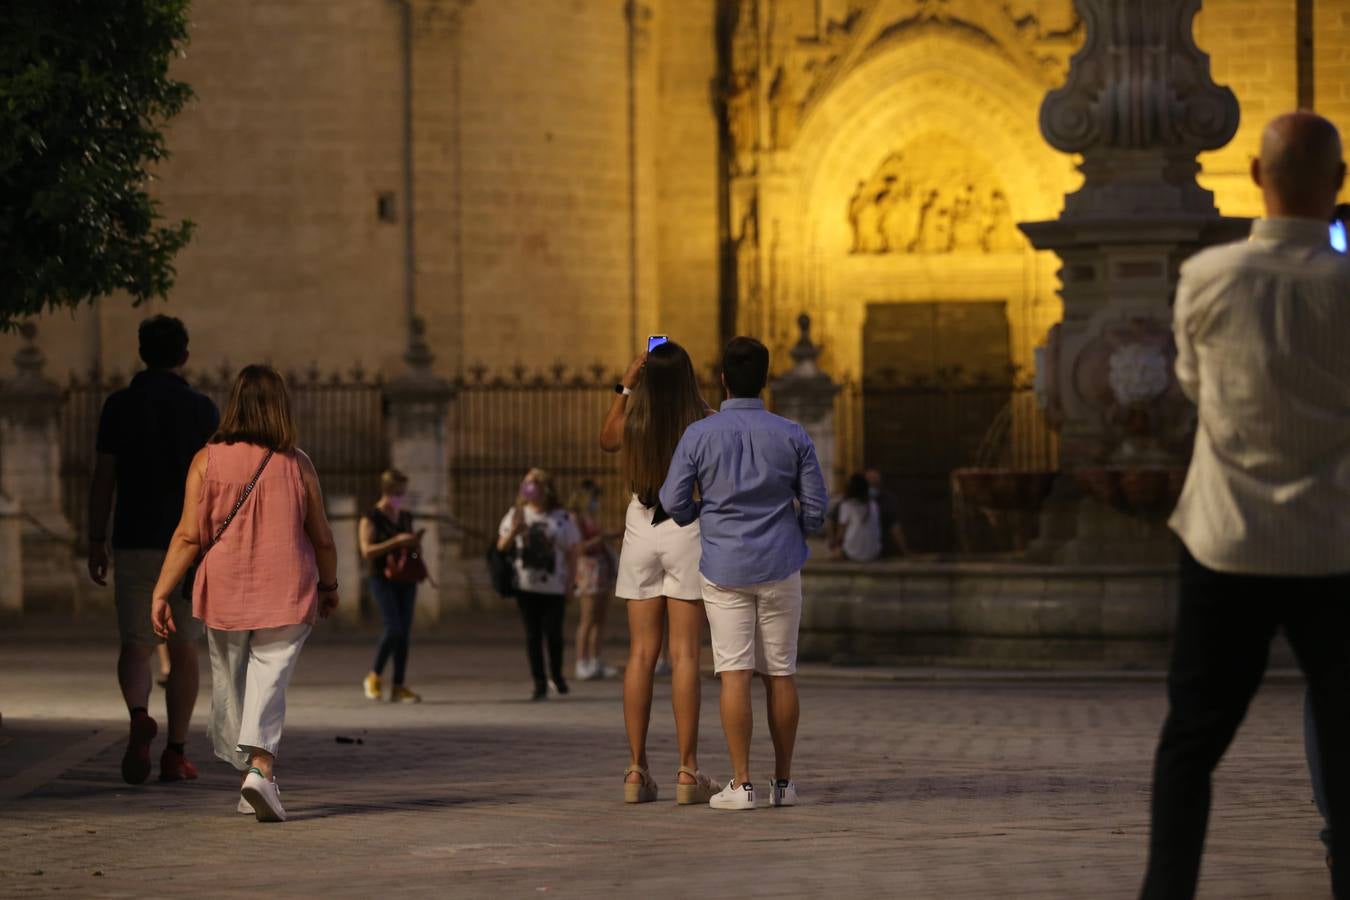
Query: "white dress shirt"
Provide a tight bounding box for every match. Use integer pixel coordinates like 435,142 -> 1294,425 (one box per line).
1170,217 -> 1350,575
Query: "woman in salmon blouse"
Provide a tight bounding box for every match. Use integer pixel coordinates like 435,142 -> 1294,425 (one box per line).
151,365 -> 339,823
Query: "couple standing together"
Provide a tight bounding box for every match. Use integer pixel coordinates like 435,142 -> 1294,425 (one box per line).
600,336 -> 828,809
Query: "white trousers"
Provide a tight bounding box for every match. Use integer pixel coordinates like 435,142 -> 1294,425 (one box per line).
208,624 -> 311,771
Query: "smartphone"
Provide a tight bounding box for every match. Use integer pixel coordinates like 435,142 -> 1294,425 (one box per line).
647,334 -> 669,352
1331,203 -> 1350,253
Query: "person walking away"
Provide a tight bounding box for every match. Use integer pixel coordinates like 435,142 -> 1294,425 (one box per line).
568,479 -> 619,681
660,336 -> 828,810
87,315 -> 219,784
149,365 -> 340,822
359,469 -> 424,703
497,469 -> 579,700
829,473 -> 883,562
1141,111 -> 1350,899
600,341 -> 719,805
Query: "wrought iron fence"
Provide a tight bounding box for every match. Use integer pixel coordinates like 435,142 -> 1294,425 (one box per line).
61,365 -> 388,554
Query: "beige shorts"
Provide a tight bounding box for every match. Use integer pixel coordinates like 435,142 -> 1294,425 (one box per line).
115,549 -> 202,645
615,498 -> 703,601
701,572 -> 802,675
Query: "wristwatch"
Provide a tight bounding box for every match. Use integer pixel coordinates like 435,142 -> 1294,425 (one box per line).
614,383 -> 632,396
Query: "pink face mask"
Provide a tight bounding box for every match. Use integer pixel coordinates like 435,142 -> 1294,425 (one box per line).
521,481 -> 543,503
387,494 -> 405,513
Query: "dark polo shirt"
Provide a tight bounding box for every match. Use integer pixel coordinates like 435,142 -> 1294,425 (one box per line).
96,369 -> 220,550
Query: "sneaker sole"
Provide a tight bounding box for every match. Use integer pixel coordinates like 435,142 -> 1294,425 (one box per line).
240,785 -> 286,823
709,800 -> 756,810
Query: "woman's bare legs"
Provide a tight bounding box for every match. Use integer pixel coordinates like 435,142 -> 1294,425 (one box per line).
667,597 -> 704,784
575,594 -> 599,669
623,597 -> 666,782
591,592 -> 611,663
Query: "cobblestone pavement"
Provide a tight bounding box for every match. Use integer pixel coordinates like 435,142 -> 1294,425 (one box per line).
0,625 -> 1332,899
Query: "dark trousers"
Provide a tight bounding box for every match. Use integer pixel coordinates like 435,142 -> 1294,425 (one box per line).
370,577 -> 417,685
1142,549 -> 1350,899
515,591 -> 565,689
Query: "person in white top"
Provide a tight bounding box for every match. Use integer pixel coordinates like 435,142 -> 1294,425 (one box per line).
829,473 -> 883,563
1142,111 -> 1350,900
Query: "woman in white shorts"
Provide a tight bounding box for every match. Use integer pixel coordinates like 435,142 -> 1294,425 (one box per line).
600,341 -> 719,805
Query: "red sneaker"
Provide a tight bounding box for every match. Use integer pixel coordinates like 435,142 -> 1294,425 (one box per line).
121,713 -> 158,785
159,748 -> 199,782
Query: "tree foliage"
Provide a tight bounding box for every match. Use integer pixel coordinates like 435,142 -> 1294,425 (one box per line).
0,0 -> 195,332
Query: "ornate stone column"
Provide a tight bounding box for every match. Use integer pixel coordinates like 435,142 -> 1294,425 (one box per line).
1019,0 -> 1250,563
0,323 -> 76,609
384,318 -> 455,620
771,314 -> 840,492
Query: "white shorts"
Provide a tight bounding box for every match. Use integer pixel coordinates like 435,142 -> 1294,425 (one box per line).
702,572 -> 802,676
615,497 -> 702,601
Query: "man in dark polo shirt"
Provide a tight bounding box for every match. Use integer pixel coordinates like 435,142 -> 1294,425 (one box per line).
87,316 -> 219,785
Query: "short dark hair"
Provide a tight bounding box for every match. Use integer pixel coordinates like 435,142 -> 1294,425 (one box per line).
721,336 -> 769,398
138,316 -> 189,369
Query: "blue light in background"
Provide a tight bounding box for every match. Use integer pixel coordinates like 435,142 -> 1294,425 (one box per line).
1332,221 -> 1347,253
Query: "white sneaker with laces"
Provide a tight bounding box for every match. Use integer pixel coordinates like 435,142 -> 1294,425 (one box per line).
241,769 -> 286,822
770,779 -> 798,807
709,779 -> 755,810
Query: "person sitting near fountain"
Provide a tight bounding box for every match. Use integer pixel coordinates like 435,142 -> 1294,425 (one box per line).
1141,111 -> 1350,899
829,473 -> 882,562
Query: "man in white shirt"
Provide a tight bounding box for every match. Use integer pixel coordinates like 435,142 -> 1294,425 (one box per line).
1142,111 -> 1350,899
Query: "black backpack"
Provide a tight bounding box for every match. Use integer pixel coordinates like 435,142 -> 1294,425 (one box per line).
486,542 -> 517,598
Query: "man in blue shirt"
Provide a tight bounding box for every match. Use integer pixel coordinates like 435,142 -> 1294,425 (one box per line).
660,336 -> 828,811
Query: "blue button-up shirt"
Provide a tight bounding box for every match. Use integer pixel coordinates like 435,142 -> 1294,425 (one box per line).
659,398 -> 829,587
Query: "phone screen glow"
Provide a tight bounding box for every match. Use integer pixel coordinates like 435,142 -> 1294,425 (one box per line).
647,335 -> 669,352
1332,221 -> 1347,253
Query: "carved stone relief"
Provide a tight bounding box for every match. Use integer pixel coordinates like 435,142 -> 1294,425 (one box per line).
846,135 -> 1024,255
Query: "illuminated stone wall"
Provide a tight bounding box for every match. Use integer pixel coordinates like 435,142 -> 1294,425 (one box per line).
0,0 -> 1342,388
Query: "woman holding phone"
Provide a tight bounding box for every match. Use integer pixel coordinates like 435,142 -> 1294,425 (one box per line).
359,469 -> 424,703
601,339 -> 719,805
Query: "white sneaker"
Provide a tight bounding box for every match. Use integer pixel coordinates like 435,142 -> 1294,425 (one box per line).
236,796 -> 253,815
241,769 -> 286,822
709,779 -> 755,810
770,779 -> 798,807
597,661 -> 619,680
574,658 -> 596,680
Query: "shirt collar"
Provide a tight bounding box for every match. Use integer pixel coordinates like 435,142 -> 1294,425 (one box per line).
720,398 -> 765,411
1250,216 -> 1333,247
131,368 -> 188,388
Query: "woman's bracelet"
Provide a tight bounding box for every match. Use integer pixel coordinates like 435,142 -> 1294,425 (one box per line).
317,580 -> 339,592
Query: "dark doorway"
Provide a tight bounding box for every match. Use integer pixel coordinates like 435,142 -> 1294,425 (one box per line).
862,301 -> 1012,552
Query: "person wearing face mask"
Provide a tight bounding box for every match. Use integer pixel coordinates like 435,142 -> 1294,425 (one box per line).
359,469 -> 423,702
567,479 -> 620,681
498,468 -> 582,700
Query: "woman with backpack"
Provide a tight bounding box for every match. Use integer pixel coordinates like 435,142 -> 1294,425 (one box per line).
600,341 -> 719,805
359,469 -> 425,703
497,468 -> 581,700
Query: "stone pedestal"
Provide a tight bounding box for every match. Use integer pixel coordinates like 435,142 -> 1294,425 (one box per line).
0,494 -> 21,617
327,494 -> 364,628
0,324 -> 76,611
771,314 -> 841,491
383,317 -> 455,619
1019,0 -> 1248,564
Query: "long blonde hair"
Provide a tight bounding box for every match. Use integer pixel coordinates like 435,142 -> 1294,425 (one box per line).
622,341 -> 705,507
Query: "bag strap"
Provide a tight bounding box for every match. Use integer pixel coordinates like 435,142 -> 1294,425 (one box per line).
201,449 -> 274,558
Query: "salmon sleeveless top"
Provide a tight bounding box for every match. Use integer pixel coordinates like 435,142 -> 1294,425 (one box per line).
192,442 -> 318,631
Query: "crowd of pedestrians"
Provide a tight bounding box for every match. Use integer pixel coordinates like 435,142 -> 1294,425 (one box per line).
80,108 -> 1350,898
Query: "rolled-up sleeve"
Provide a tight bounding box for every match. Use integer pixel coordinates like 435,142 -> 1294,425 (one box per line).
658,430 -> 701,527
795,427 -> 828,534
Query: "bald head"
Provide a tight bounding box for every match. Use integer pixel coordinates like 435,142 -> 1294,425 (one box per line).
1253,112 -> 1346,220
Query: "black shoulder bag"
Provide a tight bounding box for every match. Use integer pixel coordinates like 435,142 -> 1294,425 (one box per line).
181,450 -> 275,601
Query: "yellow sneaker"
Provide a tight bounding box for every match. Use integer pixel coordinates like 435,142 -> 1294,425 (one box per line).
391,685 -> 422,704
363,672 -> 383,701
